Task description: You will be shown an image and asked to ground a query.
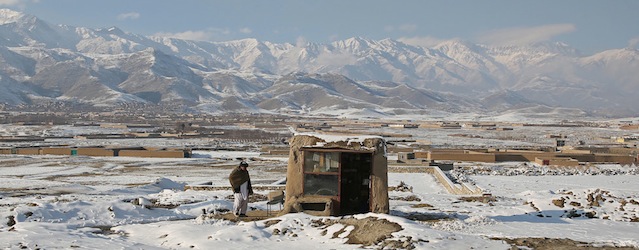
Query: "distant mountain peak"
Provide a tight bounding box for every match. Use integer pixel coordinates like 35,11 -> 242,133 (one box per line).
228,38 -> 260,46
332,37 -> 376,51
587,47 -> 639,62
97,26 -> 125,35
0,8 -> 23,22
434,39 -> 482,51
530,41 -> 580,56
0,9 -> 40,27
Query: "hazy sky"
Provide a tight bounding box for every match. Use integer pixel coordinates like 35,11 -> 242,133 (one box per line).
2,0 -> 638,54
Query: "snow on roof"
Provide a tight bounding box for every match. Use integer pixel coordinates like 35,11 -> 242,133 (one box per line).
294,131 -> 384,149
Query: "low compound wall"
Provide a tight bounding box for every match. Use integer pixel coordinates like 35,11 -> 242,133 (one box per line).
119,150 -> 187,158
0,146 -> 190,158
16,148 -> 42,155
42,147 -> 73,155
77,148 -> 116,157
427,166 -> 482,195
430,152 -> 496,163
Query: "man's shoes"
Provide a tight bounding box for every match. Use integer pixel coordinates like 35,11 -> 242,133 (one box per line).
239,214 -> 247,217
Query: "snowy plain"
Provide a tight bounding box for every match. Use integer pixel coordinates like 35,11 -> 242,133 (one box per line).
0,122 -> 638,249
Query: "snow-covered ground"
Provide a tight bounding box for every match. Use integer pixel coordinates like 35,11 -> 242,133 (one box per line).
1,149 -> 638,249
1,121 -> 638,249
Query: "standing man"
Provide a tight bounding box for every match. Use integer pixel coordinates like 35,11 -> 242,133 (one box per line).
229,161 -> 253,217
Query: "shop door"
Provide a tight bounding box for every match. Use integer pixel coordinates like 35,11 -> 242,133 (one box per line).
339,152 -> 372,215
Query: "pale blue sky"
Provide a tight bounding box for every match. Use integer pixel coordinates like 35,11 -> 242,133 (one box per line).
2,0 -> 639,54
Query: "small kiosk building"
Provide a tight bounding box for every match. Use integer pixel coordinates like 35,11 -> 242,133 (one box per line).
280,134 -> 389,216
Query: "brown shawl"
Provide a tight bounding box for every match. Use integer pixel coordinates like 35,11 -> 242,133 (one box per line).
229,167 -> 252,193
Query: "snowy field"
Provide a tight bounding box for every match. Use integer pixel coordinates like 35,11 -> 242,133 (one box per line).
1,149 -> 638,249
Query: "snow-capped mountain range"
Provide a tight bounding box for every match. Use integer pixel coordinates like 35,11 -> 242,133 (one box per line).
1,9 -> 637,117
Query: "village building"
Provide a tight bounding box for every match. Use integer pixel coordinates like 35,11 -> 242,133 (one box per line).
396,147 -> 638,166
0,146 -> 192,158
280,134 -> 389,216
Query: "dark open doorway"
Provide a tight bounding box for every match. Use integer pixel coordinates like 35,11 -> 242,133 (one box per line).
340,152 -> 372,215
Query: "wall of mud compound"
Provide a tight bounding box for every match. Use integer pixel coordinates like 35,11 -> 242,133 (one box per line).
430,166 -> 482,195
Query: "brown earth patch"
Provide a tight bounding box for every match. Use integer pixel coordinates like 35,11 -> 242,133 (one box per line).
41,171 -> 104,181
493,237 -> 637,250
263,219 -> 281,228
411,203 -> 434,208
459,195 -> 496,203
388,181 -> 413,192
312,217 -> 404,247
224,193 -> 267,203
391,195 -> 422,202
403,212 -> 450,222
204,210 -> 274,222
